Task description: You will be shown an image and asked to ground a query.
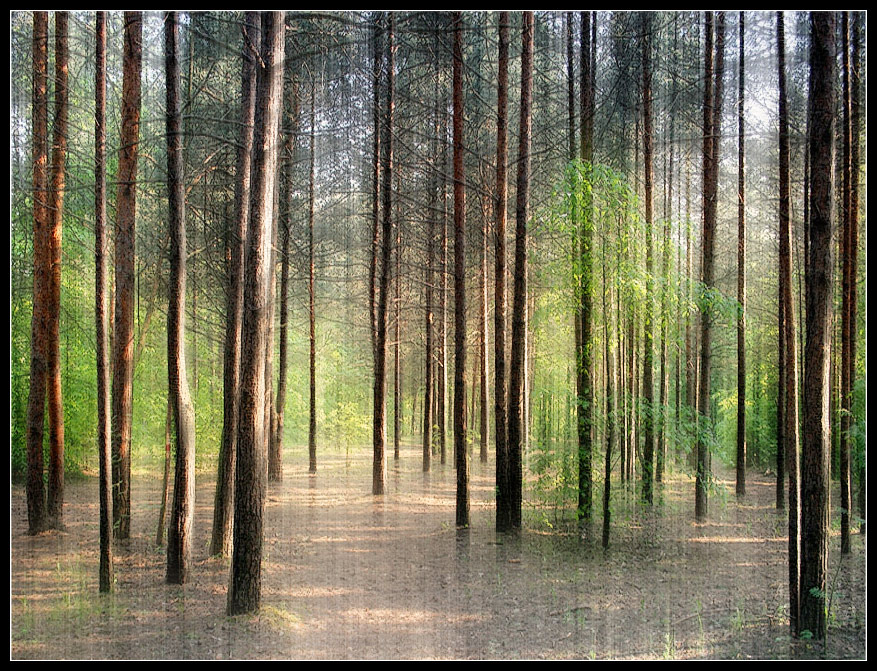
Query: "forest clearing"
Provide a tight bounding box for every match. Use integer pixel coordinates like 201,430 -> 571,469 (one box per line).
10,10 -> 866,660
10,447 -> 867,660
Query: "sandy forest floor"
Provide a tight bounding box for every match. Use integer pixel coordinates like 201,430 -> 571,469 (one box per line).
10,443 -> 867,660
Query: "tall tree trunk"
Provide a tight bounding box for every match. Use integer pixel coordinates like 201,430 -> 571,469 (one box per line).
736,11 -> 747,498
369,13 -> 383,366
838,11 -> 852,555
494,11 -> 511,531
640,11 -> 655,506
26,10 -> 49,536
479,188 -> 489,464
94,9 -> 113,590
227,10 -> 284,616
308,81 -> 318,474
601,220 -> 615,550
799,10 -> 834,642
212,12 -> 260,557
373,12 -> 394,496
394,197 -> 402,461
112,12 -> 143,540
696,11 -> 723,522
508,11 -> 534,530
45,11 -> 68,529
452,11 -> 470,529
577,9 -> 595,522
423,163 -> 435,473
271,70 -> 299,482
777,11 -> 801,633
165,11 -> 197,585
851,13 -> 863,537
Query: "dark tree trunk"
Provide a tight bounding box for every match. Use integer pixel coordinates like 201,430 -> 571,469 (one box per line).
838,11 -> 852,555
94,9 -> 113,591
26,10 -> 49,536
452,11 -> 469,529
227,11 -> 284,616
213,12 -> 260,557
640,11 -> 655,507
165,11 -> 197,586
494,11 -> 511,532
45,11 -> 68,529
799,10 -> 835,642
369,14 -> 383,366
373,12 -> 394,496
736,11 -> 747,498
696,12 -> 723,522
507,11 -> 534,531
112,12 -> 143,540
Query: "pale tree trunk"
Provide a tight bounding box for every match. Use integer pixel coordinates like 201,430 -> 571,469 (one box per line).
777,11 -> 801,633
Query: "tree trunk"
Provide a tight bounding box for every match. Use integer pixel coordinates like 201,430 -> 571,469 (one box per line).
452,11 -> 470,529
271,70 -> 299,482
227,10 -> 285,616
26,10 -> 49,536
799,10 -> 834,642
165,11 -> 197,586
494,11 -> 511,532
212,11 -> 260,558
696,12 -> 723,522
777,11 -> 801,634
156,396 -> 172,546
45,11 -> 68,529
373,12 -> 394,496
507,11 -> 534,531
736,11 -> 747,498
308,81 -> 318,474
112,12 -> 143,540
94,9 -> 113,591
640,11 -> 655,507
838,11 -> 852,555
851,13 -> 864,537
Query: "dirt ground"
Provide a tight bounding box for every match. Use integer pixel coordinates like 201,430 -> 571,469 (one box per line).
10,443 -> 867,660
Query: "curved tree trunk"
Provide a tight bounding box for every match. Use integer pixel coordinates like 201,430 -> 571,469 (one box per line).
165,11 -> 197,586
